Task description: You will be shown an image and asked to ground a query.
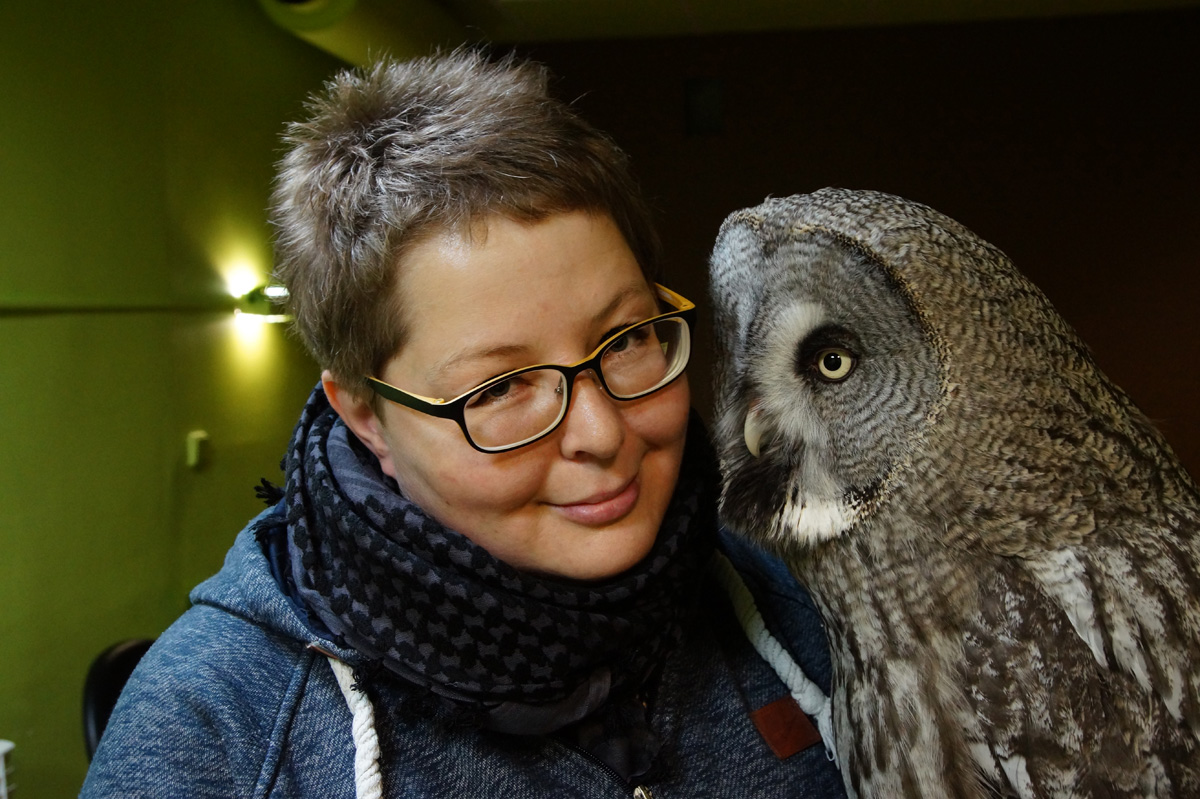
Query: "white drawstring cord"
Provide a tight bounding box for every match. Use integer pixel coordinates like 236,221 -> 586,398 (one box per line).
328,657 -> 384,799
710,551 -> 838,763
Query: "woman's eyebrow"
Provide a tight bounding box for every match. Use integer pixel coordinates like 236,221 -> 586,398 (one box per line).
590,281 -> 654,329
425,343 -> 532,392
424,281 -> 653,388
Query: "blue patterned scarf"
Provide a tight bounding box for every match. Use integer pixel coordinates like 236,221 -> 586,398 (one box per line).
281,385 -> 716,774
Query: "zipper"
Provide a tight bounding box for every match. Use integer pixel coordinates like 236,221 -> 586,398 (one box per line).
556,738 -> 656,798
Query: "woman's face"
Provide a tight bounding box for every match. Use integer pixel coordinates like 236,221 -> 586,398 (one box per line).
330,211 -> 690,581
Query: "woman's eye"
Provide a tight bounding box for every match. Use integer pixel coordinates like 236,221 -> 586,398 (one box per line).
815,348 -> 856,381
468,378 -> 516,407
606,324 -> 650,354
483,380 -> 512,399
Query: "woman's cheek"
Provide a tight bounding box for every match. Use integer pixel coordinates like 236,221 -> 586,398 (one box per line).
438,457 -> 549,512
637,377 -> 691,449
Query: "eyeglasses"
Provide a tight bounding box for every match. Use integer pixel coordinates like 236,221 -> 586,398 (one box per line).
366,283 -> 696,453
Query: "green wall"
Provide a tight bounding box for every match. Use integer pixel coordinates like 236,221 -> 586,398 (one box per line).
0,3 -> 354,795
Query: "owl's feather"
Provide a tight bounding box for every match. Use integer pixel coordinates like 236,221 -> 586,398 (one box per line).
709,189 -> 1200,798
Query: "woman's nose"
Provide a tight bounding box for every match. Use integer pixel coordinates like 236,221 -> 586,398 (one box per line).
557,370 -> 624,461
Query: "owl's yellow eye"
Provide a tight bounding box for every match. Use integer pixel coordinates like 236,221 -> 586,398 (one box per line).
816,348 -> 856,381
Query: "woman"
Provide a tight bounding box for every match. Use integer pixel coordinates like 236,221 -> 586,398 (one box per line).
82,50 -> 845,798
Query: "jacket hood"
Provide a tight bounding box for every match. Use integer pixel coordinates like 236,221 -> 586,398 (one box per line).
189,504 -> 362,666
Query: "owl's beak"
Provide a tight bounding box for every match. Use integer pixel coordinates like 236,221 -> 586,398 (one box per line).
743,405 -> 765,458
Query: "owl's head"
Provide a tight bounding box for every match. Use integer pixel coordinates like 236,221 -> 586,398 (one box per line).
710,188 -> 1183,556
710,193 -> 948,550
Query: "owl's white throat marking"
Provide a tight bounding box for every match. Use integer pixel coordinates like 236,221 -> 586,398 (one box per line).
775,494 -> 854,545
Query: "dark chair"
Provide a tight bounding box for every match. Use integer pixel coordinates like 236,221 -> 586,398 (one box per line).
83,638 -> 154,761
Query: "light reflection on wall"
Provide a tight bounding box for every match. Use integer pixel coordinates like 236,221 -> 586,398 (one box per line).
229,307 -> 290,371
218,311 -> 294,435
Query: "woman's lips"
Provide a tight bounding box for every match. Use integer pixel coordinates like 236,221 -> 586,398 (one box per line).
553,478 -> 639,525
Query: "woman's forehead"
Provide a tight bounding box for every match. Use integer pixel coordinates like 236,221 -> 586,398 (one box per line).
386,211 -> 655,383
397,212 -> 645,306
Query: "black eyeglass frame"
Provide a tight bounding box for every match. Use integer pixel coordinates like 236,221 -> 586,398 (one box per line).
365,283 -> 696,453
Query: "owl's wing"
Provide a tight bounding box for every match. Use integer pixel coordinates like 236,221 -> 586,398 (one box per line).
966,531 -> 1200,796
1041,525 -> 1200,733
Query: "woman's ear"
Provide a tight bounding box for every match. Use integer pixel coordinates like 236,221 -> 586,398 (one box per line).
322,371 -> 397,476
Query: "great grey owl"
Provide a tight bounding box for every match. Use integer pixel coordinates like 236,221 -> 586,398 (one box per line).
709,188 -> 1200,798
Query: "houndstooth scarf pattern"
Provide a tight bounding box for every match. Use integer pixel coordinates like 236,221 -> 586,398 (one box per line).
284,385 -> 716,736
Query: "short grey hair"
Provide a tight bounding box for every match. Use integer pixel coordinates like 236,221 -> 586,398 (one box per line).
270,49 -> 661,397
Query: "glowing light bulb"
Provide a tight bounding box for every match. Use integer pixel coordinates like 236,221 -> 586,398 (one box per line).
224,264 -> 260,299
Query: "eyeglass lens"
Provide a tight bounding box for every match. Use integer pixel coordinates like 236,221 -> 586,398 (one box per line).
462,317 -> 688,450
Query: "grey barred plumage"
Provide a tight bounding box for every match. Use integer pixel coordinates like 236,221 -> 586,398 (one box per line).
708,188 -> 1200,798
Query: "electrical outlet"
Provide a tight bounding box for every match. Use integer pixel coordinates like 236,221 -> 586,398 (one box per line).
186,430 -> 210,470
